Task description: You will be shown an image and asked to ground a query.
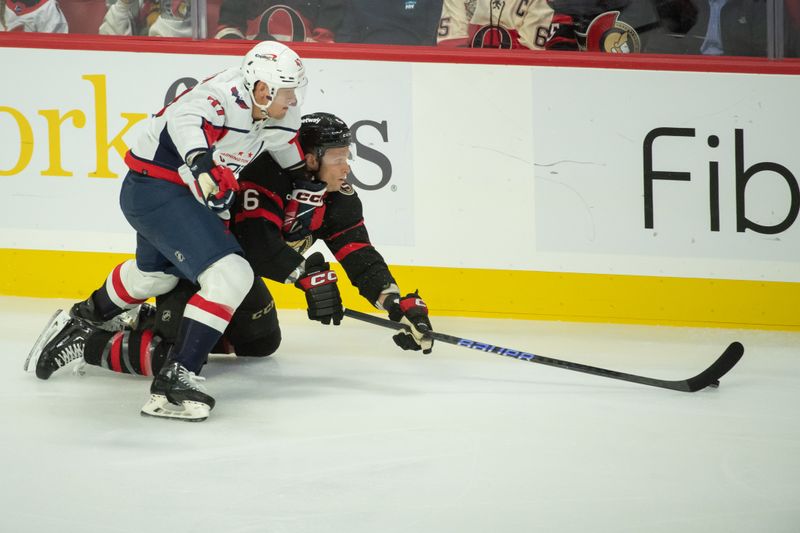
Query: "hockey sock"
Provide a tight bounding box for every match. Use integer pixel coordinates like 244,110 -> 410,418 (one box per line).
167,294 -> 234,373
98,262 -> 153,317
84,329 -> 168,376
77,264 -> 146,322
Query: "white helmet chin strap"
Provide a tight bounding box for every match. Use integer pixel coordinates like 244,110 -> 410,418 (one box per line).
249,84 -> 273,118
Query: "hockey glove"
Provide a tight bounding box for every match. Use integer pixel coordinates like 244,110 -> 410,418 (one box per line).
386,291 -> 433,354
282,178 -> 326,241
295,252 -> 343,325
186,149 -> 240,213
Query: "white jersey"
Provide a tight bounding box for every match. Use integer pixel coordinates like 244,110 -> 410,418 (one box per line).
125,66 -> 303,186
437,0 -> 553,50
99,0 -> 191,37
2,0 -> 68,33
98,0 -> 140,36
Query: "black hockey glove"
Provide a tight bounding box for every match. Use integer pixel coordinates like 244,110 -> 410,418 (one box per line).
282,178 -> 326,241
295,252 -> 343,325
386,291 -> 433,354
187,150 -> 239,213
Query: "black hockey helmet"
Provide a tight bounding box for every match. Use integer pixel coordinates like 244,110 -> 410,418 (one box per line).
299,112 -> 352,158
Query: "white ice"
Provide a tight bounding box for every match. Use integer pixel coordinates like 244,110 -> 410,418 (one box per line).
1,296 -> 798,533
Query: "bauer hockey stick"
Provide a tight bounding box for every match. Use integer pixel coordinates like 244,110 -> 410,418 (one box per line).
343,309 -> 744,393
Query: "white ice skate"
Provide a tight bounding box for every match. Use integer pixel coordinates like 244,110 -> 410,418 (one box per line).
140,394 -> 212,422
140,361 -> 215,422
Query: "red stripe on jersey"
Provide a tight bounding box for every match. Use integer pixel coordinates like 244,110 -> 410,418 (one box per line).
288,133 -> 305,159
240,182 -> 284,209
327,220 -> 365,241
124,151 -> 184,185
111,263 -> 146,305
201,118 -> 229,147
187,294 -> 234,322
334,242 -> 369,261
109,332 -> 123,373
140,329 -> 153,377
310,203 -> 326,231
234,207 -> 282,229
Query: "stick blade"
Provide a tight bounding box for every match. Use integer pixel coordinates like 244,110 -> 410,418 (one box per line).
682,341 -> 744,392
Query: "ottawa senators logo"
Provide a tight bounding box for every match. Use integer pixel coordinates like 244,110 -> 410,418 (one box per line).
471,25 -> 514,49
162,0 -> 190,21
339,182 -> 355,196
257,5 -> 308,42
581,11 -> 641,53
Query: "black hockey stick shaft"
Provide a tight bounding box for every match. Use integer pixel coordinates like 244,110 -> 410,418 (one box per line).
343,308 -> 744,392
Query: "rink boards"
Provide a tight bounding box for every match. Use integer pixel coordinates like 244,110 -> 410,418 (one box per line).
0,37 -> 798,329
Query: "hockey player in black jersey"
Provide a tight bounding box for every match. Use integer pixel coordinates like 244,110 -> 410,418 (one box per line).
25,112 -> 433,421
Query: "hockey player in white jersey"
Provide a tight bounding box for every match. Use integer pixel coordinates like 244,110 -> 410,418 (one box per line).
2,0 -> 68,33
52,40 -> 309,422
437,0 -> 553,50
99,0 -> 192,37
124,45 -> 308,189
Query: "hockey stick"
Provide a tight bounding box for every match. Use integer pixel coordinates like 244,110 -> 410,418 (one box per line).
343,308 -> 744,393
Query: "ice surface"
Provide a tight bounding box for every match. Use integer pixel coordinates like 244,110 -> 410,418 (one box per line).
1,296 -> 798,533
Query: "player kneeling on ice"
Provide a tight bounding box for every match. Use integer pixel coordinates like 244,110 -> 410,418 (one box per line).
25,112 -> 433,421
24,39 -> 309,422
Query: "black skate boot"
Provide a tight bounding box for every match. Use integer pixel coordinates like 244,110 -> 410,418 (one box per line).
70,296 -> 108,325
70,296 -> 150,332
25,310 -> 95,380
140,360 -> 215,422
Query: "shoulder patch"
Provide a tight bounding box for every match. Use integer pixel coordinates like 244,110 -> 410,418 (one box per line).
339,182 -> 355,196
585,11 -> 641,54
230,86 -> 249,110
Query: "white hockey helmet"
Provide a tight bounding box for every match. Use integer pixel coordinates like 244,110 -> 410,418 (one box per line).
241,40 -> 308,116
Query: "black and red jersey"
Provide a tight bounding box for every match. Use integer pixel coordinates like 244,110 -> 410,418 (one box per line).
231,151 -> 396,305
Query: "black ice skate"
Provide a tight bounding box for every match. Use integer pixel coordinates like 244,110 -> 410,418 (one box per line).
70,299 -> 153,332
25,309 -> 94,380
140,361 -> 215,422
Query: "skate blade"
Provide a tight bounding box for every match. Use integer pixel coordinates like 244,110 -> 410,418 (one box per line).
140,394 -> 210,422
72,360 -> 88,377
24,309 -> 69,372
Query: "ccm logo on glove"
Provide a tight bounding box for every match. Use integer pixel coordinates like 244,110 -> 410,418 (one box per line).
295,252 -> 343,325
293,191 -> 324,204
300,270 -> 338,289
